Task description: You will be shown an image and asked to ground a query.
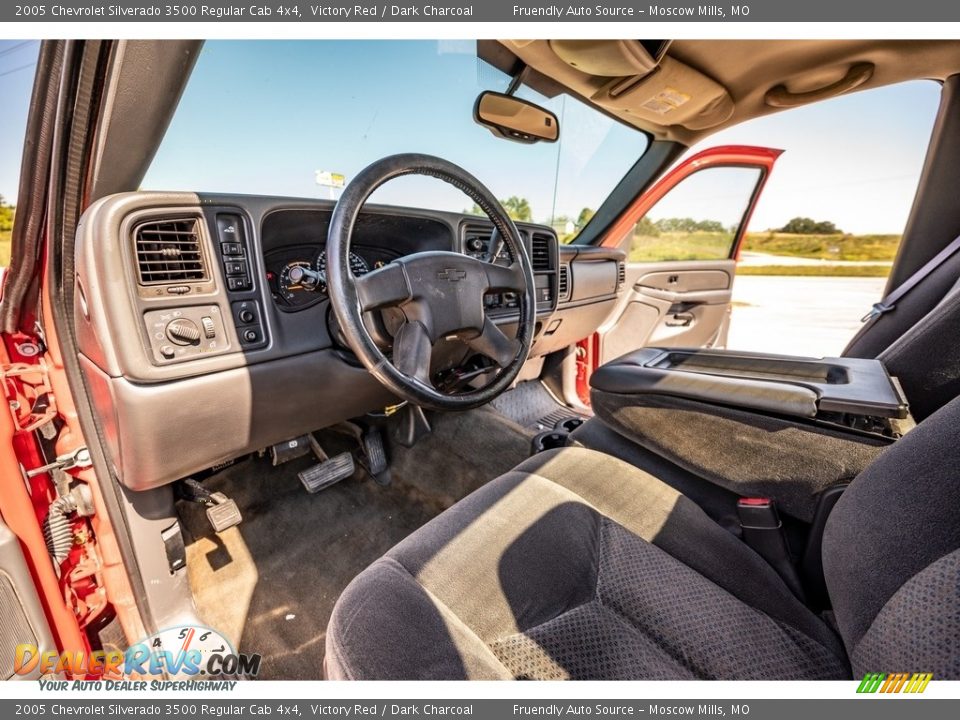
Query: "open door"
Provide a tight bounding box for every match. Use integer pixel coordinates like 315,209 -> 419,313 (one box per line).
593,145 -> 781,367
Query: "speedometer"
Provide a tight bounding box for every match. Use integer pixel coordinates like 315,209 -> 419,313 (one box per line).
316,250 -> 369,277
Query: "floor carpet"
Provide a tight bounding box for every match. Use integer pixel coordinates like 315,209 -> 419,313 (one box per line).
178,407 -> 533,679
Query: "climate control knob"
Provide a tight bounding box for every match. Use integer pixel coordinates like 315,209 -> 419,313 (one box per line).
165,318 -> 201,346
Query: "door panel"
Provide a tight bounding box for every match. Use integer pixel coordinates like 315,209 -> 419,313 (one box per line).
595,145 -> 781,367
600,259 -> 735,364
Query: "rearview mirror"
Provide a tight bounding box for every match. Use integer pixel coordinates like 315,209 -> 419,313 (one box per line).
473,91 -> 559,144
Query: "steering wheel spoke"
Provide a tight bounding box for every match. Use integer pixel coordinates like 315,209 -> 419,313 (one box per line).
483,262 -> 526,293
393,320 -> 435,387
355,263 -> 411,311
327,153 -> 535,411
468,316 -> 522,368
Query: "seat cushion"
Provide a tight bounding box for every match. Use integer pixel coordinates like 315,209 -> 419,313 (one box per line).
325,447 -> 848,680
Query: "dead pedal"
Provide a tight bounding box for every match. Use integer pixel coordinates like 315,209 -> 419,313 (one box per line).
299,452 -> 355,494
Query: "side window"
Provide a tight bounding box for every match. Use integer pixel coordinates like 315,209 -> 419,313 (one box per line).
627,166 -> 762,262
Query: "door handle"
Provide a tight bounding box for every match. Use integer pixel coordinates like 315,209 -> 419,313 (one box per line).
665,312 -> 695,327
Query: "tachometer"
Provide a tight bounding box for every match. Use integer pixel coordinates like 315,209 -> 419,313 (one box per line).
316,250 -> 370,277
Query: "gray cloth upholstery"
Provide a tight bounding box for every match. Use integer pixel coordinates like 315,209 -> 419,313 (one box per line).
875,282 -> 960,420
844,255 -> 960,421
569,417 -> 743,531
326,447 -> 848,680
590,389 -> 889,522
843,250 -> 960,361
849,549 -> 960,677
823,394 -> 960,677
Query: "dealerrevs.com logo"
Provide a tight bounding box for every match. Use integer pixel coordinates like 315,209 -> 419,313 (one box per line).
14,625 -> 261,681
857,672 -> 933,694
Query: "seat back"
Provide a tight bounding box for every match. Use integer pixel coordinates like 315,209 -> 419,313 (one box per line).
844,253 -> 960,420
822,394 -> 960,678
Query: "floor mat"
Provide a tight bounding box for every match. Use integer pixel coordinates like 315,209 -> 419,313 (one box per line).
490,380 -> 590,431
178,408 -> 533,680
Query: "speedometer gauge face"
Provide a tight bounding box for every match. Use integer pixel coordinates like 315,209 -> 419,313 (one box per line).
316,250 -> 370,277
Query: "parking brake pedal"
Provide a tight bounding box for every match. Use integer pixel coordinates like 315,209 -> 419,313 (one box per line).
177,479 -> 243,533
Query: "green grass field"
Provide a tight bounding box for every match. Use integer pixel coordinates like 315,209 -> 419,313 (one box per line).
741,232 -> 901,262
628,230 -> 898,276
737,265 -> 891,278
629,231 -> 736,263
0,230 -> 10,267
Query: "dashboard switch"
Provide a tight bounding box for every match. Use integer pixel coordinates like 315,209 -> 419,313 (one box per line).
224,260 -> 247,276
165,318 -> 201,346
242,329 -> 259,344
221,243 -> 243,256
201,316 -> 216,339
239,309 -> 255,324
228,276 -> 250,291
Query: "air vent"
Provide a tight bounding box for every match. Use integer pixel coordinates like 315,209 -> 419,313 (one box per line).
531,233 -> 554,271
617,261 -> 626,289
134,218 -> 208,285
558,264 -> 570,301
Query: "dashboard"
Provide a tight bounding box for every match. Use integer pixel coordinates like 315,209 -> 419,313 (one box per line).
74,192 -> 623,491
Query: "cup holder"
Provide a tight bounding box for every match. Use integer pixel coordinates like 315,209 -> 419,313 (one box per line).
531,430 -> 570,455
554,416 -> 585,434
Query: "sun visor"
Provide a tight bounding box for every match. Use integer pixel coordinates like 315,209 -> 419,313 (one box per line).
591,57 -> 735,131
548,40 -> 663,78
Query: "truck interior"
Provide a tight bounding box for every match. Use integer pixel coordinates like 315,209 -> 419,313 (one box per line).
2,39 -> 960,681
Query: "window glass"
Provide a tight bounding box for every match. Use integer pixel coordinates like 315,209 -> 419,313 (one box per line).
628,166 -> 761,262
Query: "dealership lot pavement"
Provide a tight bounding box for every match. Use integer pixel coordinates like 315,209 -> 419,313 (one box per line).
728,275 -> 888,357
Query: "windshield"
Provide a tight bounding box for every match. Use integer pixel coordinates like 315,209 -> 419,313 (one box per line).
144,40 -> 650,242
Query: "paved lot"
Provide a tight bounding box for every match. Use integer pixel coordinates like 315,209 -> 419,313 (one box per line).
727,275 -> 888,357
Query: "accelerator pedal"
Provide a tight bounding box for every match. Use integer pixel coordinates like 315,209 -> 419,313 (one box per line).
361,428 -> 391,486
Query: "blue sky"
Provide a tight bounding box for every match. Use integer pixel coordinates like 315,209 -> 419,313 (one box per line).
0,40 -> 942,235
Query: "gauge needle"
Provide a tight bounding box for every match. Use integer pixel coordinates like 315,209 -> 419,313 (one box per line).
180,628 -> 195,653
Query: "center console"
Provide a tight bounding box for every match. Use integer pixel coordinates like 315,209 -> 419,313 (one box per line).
588,347 -> 912,523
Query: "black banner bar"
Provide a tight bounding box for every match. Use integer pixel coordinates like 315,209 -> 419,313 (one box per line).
5,1 -> 960,23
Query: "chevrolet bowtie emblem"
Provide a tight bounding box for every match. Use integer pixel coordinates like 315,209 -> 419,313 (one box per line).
437,268 -> 467,281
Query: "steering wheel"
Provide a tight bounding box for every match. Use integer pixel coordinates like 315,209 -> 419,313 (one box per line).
326,154 -> 537,411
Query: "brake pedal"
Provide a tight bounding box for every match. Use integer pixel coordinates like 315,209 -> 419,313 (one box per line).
299,453 -> 355,494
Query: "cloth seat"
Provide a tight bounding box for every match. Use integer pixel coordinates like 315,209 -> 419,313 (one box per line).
325,447 -> 848,679
326,393 -> 960,680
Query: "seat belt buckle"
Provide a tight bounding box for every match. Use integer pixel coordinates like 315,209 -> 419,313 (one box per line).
737,497 -> 781,530
737,498 -> 806,601
862,302 -> 892,323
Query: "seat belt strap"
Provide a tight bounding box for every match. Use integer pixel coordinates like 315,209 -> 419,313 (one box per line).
862,233 -> 960,322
